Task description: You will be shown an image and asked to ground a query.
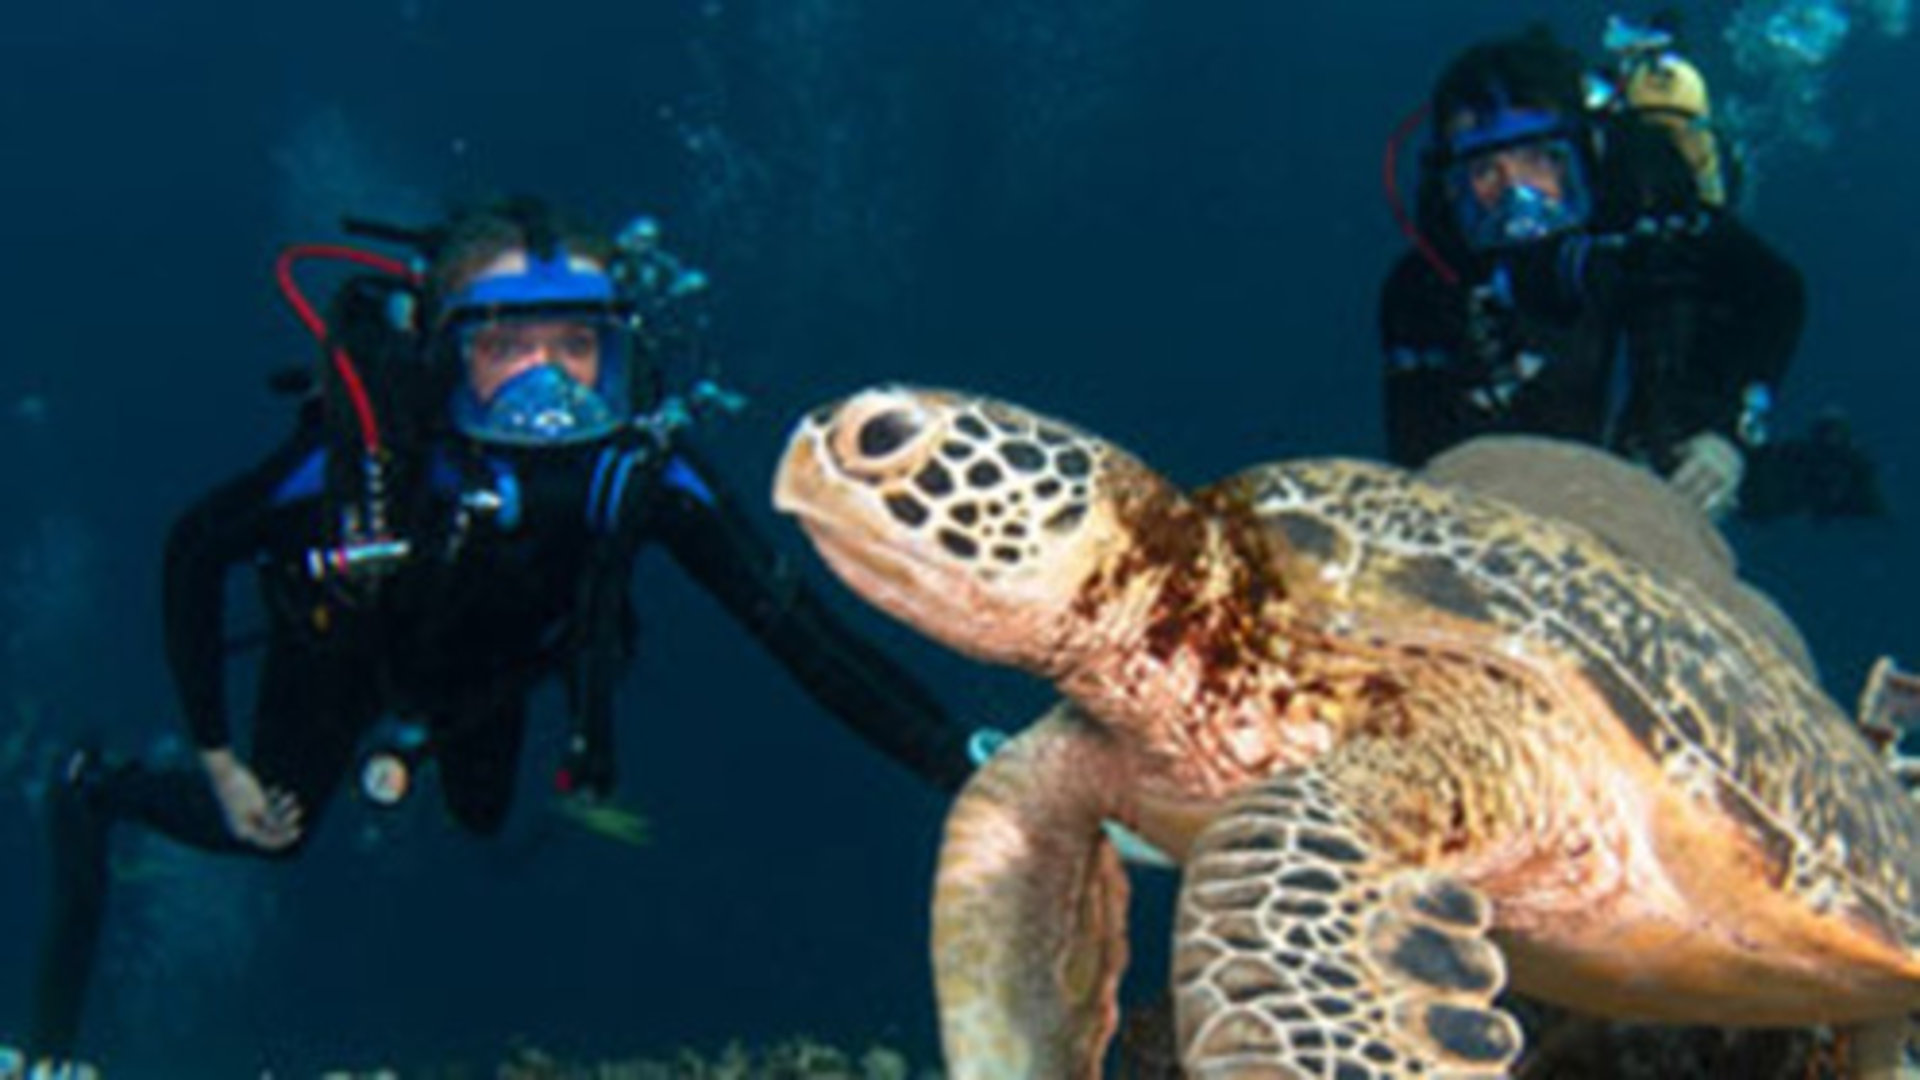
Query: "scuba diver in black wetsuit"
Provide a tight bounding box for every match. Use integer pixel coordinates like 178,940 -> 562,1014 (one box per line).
1379,20 -> 1884,523
21,199 -> 978,1072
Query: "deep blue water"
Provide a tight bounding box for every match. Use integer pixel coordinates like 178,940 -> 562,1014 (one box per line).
0,2 -> 1914,1075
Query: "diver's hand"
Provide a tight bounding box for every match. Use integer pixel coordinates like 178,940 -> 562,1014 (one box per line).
199,748 -> 303,850
1668,431 -> 1745,521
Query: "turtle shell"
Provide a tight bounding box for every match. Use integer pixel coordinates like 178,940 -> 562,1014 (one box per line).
1229,436 -> 1920,951
1422,435 -> 1815,678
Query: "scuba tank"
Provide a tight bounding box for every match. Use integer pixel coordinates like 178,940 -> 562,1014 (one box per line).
1622,50 -> 1726,207
1594,14 -> 1730,208
272,235 -> 429,592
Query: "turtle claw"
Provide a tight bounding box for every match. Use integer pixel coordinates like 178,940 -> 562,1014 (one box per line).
1176,771 -> 1521,1079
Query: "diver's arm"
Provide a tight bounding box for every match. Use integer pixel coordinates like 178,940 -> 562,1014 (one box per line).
1629,221 -> 1806,451
1683,226 -> 1881,520
163,437 -> 314,752
1700,220 -> 1804,407
648,446 -> 974,793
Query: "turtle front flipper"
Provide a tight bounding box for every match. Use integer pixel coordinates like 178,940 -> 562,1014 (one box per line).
934,703 -> 1133,1080
1176,769 -> 1522,1079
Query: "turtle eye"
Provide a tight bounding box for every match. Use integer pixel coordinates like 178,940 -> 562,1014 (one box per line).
856,408 -> 921,460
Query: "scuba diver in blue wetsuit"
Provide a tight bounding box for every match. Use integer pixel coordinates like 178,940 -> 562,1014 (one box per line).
20,198 -> 977,1072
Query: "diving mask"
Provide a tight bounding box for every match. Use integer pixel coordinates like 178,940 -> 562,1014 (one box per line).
446,308 -> 638,446
1442,109 -> 1593,251
440,250 -> 642,447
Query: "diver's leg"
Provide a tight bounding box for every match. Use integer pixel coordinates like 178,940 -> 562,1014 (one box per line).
26,739 -> 264,1066
25,637 -> 372,1062
95,637 -> 372,849
24,735 -> 271,1063
435,693 -> 528,837
26,751 -> 113,1064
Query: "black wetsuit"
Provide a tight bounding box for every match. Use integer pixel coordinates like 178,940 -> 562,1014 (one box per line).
1379,212 -> 1806,476
30,424 -> 971,1059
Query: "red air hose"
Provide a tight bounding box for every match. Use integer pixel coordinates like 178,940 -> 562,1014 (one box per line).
273,244 -> 419,457
1382,103 -> 1460,287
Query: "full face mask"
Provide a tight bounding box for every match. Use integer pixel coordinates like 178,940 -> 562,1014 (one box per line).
440,250 -> 641,447
452,331 -> 626,444
1441,107 -> 1593,252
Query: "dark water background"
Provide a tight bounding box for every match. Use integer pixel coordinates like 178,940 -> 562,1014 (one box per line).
0,1 -> 1913,1075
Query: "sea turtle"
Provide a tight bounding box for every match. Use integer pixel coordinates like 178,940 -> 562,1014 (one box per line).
772,385 -> 1920,1080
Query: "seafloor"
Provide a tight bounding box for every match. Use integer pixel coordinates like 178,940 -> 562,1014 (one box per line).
312,1037 -> 933,1080
29,1002 -> 1885,1077
421,1006 -> 1870,1079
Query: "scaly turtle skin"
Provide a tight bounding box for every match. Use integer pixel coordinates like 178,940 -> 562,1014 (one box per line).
773,386 -> 1920,1080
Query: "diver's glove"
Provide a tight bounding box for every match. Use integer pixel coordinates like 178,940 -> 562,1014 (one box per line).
1739,413 -> 1888,522
555,733 -> 617,802
1667,430 -> 1746,521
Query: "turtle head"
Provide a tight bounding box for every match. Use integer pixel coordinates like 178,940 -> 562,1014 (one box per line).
774,385 -> 1173,676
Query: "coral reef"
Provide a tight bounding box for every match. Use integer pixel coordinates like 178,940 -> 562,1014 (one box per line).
494,1037 -> 927,1080
315,1036 -> 937,1080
